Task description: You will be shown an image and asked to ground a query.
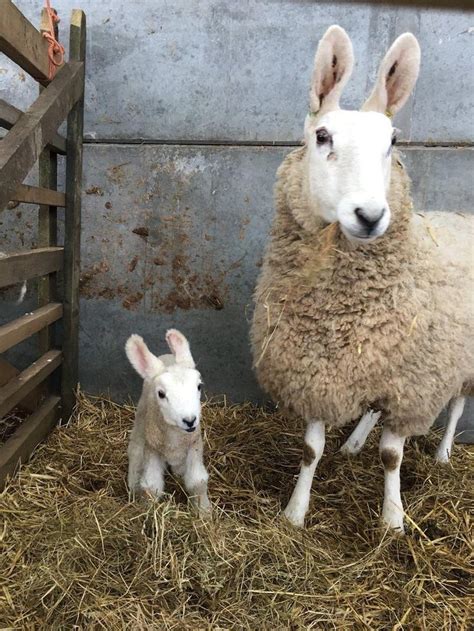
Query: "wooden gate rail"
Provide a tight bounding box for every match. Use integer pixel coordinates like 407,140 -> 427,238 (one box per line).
0,3 -> 85,488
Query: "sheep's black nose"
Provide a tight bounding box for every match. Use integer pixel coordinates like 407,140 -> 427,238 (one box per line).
183,417 -> 196,428
354,207 -> 385,231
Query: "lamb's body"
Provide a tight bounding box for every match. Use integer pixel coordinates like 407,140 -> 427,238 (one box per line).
252,148 -> 473,437
126,334 -> 210,515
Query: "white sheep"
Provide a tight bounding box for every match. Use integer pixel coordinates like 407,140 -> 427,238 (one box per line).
251,26 -> 473,532
125,329 -> 211,515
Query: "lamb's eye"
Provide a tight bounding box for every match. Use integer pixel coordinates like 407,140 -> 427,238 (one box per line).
158,390 -> 166,399
197,383 -> 202,392
391,132 -> 397,146
316,127 -> 331,145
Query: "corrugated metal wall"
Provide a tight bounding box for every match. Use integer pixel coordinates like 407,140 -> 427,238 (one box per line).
1,1 -> 473,438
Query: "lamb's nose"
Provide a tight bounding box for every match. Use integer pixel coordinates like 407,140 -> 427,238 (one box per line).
354,207 -> 385,230
183,417 -> 196,428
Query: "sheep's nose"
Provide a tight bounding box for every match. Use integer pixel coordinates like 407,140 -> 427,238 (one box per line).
183,416 -> 196,428
354,207 -> 386,231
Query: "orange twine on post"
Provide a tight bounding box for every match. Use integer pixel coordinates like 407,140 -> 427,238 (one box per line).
42,0 -> 65,80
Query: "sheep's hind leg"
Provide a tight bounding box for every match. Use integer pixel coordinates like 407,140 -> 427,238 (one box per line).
340,409 -> 381,455
379,427 -> 406,532
140,449 -> 166,498
284,421 -> 325,527
435,396 -> 465,464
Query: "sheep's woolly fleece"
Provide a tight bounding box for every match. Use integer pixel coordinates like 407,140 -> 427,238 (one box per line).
0,392 -> 472,629
251,148 -> 474,436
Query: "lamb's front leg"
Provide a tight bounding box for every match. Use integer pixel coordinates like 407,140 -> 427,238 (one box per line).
379,426 -> 406,532
140,447 -> 166,498
284,421 -> 325,527
183,442 -> 211,516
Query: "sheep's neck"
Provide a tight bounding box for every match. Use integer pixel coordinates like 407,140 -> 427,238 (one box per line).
274,147 -> 414,282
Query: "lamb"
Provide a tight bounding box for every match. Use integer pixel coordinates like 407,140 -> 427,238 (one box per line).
125,329 -> 211,515
250,25 -> 473,532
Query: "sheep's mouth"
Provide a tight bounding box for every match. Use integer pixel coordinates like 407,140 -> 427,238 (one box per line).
185,427 -> 196,433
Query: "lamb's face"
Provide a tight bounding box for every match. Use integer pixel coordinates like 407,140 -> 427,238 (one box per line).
153,367 -> 203,433
305,109 -> 394,244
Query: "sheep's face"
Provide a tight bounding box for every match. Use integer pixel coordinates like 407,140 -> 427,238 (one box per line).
303,25 -> 420,245
305,110 -> 394,244
153,367 -> 202,433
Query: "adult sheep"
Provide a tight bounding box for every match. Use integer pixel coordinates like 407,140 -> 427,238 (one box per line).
250,26 -> 473,532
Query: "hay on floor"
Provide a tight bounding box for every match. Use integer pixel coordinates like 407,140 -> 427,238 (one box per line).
0,391 -> 472,629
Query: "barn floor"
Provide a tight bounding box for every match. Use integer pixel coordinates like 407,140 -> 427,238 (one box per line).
0,393 -> 472,629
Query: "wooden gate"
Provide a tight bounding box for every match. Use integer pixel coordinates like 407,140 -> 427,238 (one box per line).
0,1 -> 86,487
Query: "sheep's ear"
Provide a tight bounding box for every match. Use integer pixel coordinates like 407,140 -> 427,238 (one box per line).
125,334 -> 164,380
309,25 -> 354,116
165,329 -> 195,368
361,33 -> 420,117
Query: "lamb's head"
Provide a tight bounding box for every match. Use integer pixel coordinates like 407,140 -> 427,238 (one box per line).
303,25 -> 420,244
125,330 -> 203,433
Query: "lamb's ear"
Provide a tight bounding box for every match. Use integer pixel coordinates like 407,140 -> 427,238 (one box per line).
166,329 -> 195,368
309,25 -> 354,116
125,334 -> 164,380
361,33 -> 420,117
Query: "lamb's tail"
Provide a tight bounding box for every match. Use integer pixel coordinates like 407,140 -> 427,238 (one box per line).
16,281 -> 27,305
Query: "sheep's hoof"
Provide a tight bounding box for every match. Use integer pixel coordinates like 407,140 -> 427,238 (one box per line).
435,447 -> 450,464
382,510 -> 405,534
283,504 -> 306,528
340,441 -> 360,456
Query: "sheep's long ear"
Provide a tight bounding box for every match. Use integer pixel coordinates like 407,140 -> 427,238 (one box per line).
361,33 -> 420,116
166,329 -> 195,368
125,334 -> 164,380
309,25 -> 354,116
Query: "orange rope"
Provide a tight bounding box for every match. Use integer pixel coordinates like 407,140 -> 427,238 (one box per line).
42,0 -> 65,80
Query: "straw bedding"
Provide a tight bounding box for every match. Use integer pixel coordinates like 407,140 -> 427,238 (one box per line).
1,391 -> 472,629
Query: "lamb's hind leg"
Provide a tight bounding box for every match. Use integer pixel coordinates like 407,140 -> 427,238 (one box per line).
284,421 -> 325,527
379,426 -> 406,532
340,409 -> 381,455
435,396 -> 465,464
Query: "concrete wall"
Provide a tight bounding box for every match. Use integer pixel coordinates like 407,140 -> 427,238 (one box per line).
1,1 -> 473,438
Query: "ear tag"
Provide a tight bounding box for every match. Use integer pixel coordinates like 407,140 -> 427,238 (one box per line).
309,110 -> 319,118
385,109 -> 393,119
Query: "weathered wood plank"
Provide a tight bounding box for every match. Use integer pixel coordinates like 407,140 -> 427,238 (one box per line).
0,303 -> 62,353
0,0 -> 55,85
10,184 -> 65,208
0,350 -> 62,419
0,61 -> 84,211
62,10 -> 86,421
0,247 -> 63,288
0,99 -> 66,154
38,148 -> 58,356
0,395 -> 60,489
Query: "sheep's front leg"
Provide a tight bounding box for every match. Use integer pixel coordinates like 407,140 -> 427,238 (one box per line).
435,396 -> 465,463
340,409 -> 381,455
284,421 -> 325,527
127,438 -> 144,493
183,443 -> 211,516
379,427 -> 406,532
140,448 -> 166,498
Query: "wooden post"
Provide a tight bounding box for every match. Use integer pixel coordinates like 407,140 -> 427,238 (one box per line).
62,10 -> 86,421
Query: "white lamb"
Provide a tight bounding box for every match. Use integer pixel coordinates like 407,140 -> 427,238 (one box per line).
125,329 -> 211,515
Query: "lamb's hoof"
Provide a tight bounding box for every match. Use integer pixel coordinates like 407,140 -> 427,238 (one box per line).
382,510 -> 405,534
283,504 -> 306,528
198,501 -> 212,520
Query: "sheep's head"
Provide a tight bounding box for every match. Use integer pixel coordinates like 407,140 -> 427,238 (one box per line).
304,26 -> 420,244
125,330 -> 202,433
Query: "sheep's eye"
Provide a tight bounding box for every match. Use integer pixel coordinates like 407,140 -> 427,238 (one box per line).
316,127 -> 331,145
197,383 -> 202,392
391,132 -> 397,146
158,390 -> 166,399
